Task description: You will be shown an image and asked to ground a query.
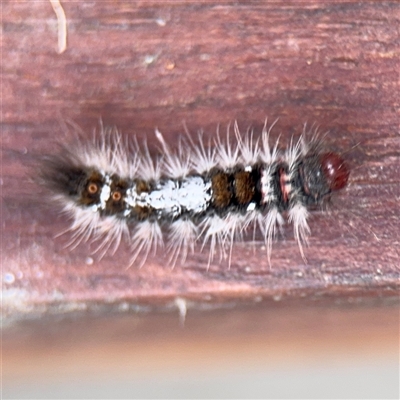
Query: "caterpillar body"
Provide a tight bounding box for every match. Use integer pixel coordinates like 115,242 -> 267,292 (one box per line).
41,121 -> 350,267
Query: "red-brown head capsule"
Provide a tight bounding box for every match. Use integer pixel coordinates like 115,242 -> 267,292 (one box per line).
301,151 -> 350,203
320,152 -> 350,191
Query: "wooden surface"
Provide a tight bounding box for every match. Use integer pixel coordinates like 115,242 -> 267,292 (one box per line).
2,1 -> 399,325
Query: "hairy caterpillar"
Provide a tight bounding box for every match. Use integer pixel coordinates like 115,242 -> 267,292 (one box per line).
40,121 -> 350,267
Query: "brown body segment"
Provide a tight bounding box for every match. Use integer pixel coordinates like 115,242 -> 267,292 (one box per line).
211,172 -> 232,209
105,176 -> 129,214
234,171 -> 255,205
130,179 -> 152,220
80,171 -> 104,206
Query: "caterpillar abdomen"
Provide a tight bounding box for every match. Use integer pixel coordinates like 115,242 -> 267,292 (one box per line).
41,122 -> 350,267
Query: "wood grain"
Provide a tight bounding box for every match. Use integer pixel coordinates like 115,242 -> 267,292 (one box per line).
2,1 -> 399,324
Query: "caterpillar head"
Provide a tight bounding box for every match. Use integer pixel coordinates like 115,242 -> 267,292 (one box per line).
301,152 -> 350,201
